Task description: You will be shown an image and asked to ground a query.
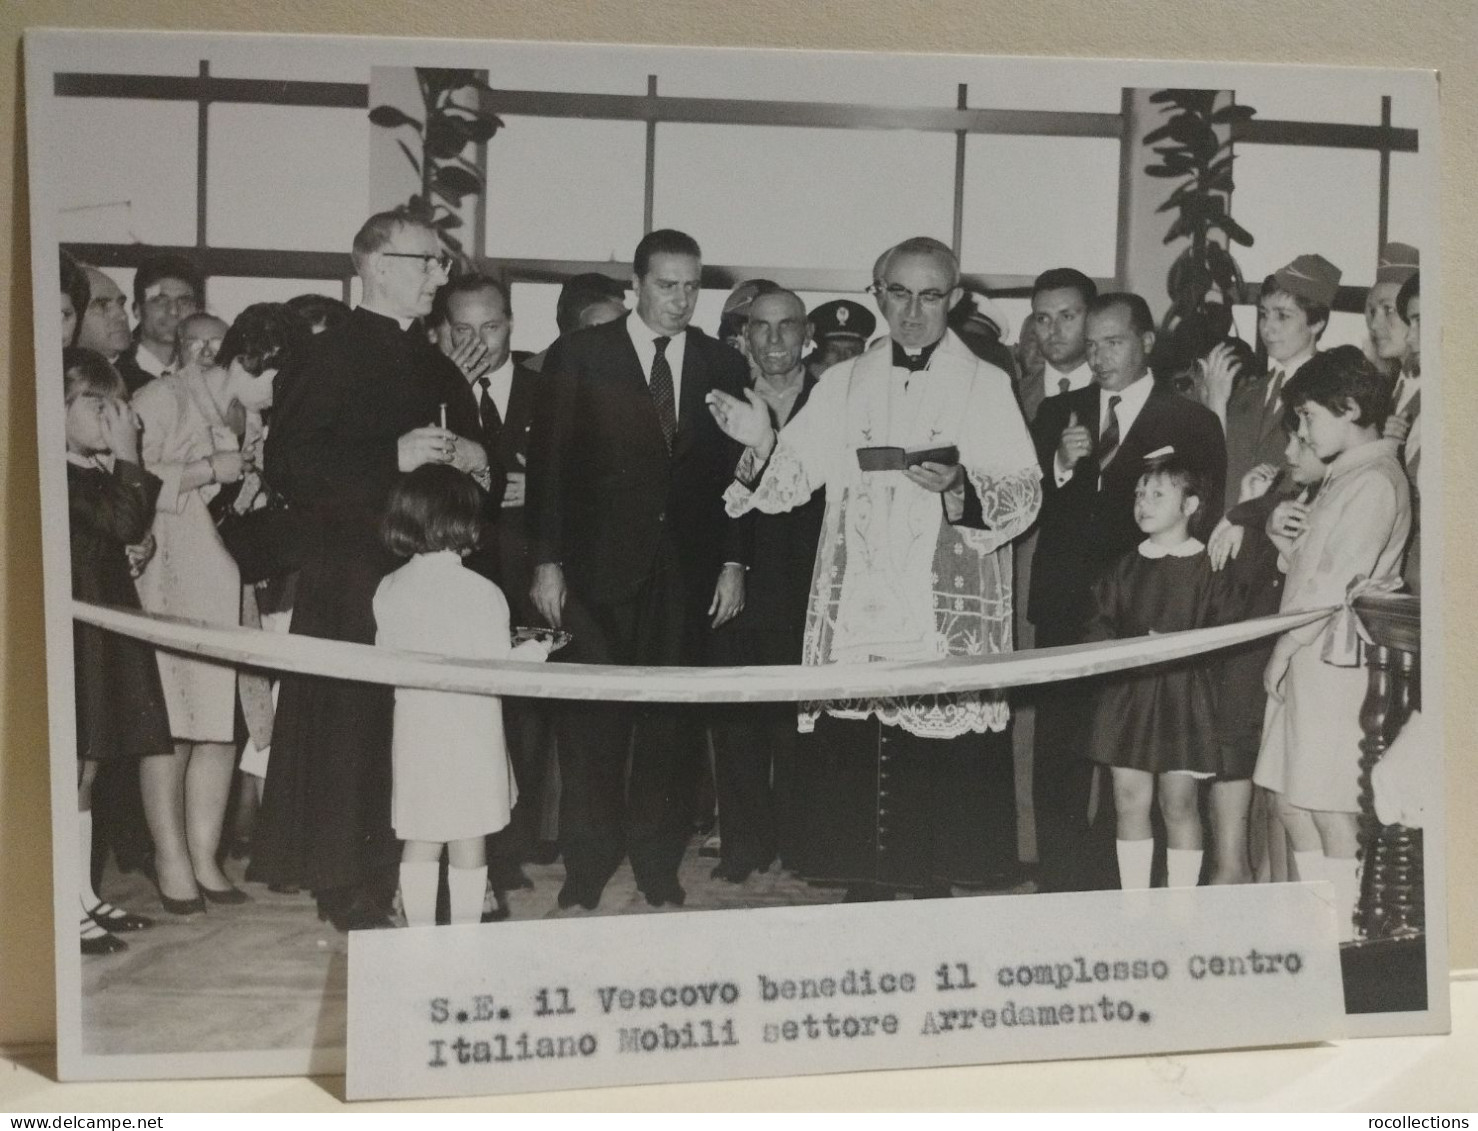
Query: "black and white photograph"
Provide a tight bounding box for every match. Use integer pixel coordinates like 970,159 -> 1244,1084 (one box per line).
21,27 -> 1446,1091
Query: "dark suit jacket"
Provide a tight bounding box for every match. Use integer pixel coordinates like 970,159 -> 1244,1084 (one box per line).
1028,378 -> 1226,635
1222,371 -> 1289,513
443,361 -> 541,619
727,372 -> 825,636
113,349 -> 154,396
527,318 -> 752,606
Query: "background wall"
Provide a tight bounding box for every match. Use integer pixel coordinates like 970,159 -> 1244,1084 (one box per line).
2,0 -> 1474,1063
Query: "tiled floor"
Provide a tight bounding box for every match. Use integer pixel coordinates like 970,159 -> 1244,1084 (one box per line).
80,842 -> 1032,1057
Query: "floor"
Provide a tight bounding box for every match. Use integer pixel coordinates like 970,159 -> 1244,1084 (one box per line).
80,840 -> 1036,1057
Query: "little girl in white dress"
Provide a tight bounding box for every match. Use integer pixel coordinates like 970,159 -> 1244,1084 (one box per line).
374,463 -> 548,927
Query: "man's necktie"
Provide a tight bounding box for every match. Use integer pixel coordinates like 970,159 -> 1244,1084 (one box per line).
1058,376 -> 1071,395
650,336 -> 677,450
475,375 -> 501,434
1261,367 -> 1287,434
1098,394 -> 1122,472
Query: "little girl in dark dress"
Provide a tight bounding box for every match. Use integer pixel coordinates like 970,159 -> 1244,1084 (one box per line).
1085,452 -> 1240,890
65,348 -> 173,954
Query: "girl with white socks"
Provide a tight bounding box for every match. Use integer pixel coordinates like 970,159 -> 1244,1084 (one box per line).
373,464 -> 549,928
1253,347 -> 1411,942
64,348 -> 170,953
1085,454 -> 1240,891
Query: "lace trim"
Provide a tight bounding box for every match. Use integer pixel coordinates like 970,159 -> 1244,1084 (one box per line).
958,464 -> 1043,554
798,692 -> 1011,739
724,441 -> 813,517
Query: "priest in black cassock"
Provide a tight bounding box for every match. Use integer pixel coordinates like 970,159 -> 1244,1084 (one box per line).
251,209 -> 491,930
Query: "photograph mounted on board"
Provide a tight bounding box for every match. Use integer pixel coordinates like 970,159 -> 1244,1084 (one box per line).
22,27 -> 1445,1092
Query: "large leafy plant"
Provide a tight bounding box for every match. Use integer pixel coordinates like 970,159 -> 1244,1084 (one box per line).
369,69 -> 503,262
1143,89 -> 1256,346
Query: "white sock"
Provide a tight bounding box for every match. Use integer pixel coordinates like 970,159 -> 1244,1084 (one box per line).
1327,855 -> 1362,943
447,865 -> 489,926
398,861 -> 440,928
1115,838 -> 1154,890
1293,849 -> 1329,885
78,810 -> 100,909
1166,848 -> 1204,889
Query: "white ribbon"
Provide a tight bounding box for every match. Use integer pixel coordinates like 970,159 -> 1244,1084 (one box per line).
73,600 -> 1335,704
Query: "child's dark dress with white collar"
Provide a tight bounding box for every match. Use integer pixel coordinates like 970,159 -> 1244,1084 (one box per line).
1084,539 -> 1242,777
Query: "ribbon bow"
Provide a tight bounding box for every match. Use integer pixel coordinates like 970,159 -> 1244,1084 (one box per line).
1321,574 -> 1406,666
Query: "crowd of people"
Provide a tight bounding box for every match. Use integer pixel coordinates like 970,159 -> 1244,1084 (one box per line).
57,211 -> 1422,957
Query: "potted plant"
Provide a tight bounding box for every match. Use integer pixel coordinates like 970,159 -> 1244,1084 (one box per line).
1143,89 -> 1256,368
369,69 -> 504,263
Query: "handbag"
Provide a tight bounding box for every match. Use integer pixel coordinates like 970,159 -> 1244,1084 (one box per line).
216,486 -> 310,586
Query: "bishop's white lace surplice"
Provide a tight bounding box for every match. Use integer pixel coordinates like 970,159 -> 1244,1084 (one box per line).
725,330 -> 1043,738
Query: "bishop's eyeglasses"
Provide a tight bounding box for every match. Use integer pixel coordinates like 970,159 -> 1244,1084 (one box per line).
867,282 -> 951,309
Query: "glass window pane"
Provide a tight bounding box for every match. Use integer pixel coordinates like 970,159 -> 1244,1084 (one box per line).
653,125 -> 955,271
51,47 -> 201,77
955,63 -> 1124,113
1231,144 -> 1380,286
206,277 -> 345,328
508,282 -> 562,358
1387,151 -> 1429,270
655,55 -> 957,106
52,98 -> 198,246
207,105 -> 369,252
656,53 -> 1123,112
960,136 -> 1119,278
484,118 -> 647,262
1236,87 -> 1382,126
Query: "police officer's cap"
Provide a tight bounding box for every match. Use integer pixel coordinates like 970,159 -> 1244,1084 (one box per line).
809,299 -> 876,342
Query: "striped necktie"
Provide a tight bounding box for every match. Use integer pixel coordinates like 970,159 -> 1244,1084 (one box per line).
1098,394 -> 1122,472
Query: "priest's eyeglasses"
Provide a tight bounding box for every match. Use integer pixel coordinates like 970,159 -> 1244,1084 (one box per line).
867,282 -> 950,309
381,251 -> 454,275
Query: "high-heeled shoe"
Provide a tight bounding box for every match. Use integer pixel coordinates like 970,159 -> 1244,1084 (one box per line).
80,915 -> 127,956
150,873 -> 206,915
86,901 -> 154,932
200,884 -> 251,906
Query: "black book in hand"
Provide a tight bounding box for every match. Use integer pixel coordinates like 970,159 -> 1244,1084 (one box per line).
856,444 -> 960,472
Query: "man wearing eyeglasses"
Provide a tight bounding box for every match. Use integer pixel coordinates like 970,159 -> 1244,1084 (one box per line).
113,252 -> 205,392
708,236 -> 1041,902
254,208 -> 487,931
525,228 -> 752,913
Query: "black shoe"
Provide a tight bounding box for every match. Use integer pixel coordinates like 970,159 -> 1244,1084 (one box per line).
642,881 -> 686,908
711,862 -> 752,883
556,880 -> 601,911
150,876 -> 206,915
481,888 -> 511,924
487,859 -> 535,891
316,888 -> 392,932
80,919 -> 128,956
200,884 -> 252,906
86,901 -> 154,932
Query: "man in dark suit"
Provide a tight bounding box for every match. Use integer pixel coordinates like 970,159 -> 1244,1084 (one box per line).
709,286 -> 824,883
1009,268 -> 1099,881
429,273 -> 551,897
526,228 -> 751,911
253,209 -> 489,930
1029,292 -> 1226,892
